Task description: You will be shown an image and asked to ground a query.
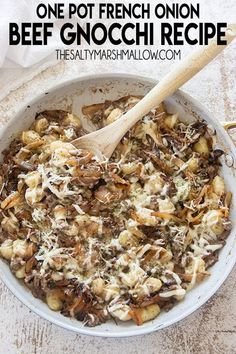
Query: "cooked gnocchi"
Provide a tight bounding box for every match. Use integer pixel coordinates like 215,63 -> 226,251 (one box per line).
0,96 -> 231,327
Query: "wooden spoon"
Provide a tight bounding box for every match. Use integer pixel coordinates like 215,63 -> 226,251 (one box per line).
73,24 -> 236,160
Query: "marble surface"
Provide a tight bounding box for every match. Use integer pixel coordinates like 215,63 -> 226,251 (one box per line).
0,0 -> 236,353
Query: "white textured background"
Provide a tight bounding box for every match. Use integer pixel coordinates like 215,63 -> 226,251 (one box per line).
0,0 -> 236,353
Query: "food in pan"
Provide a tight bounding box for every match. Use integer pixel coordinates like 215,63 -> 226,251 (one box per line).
0,96 -> 232,326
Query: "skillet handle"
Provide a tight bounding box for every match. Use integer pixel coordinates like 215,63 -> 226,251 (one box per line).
223,121 -> 236,144
223,122 -> 236,131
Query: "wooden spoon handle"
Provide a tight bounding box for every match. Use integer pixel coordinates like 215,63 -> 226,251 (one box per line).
103,24 -> 236,155
73,25 -> 236,159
